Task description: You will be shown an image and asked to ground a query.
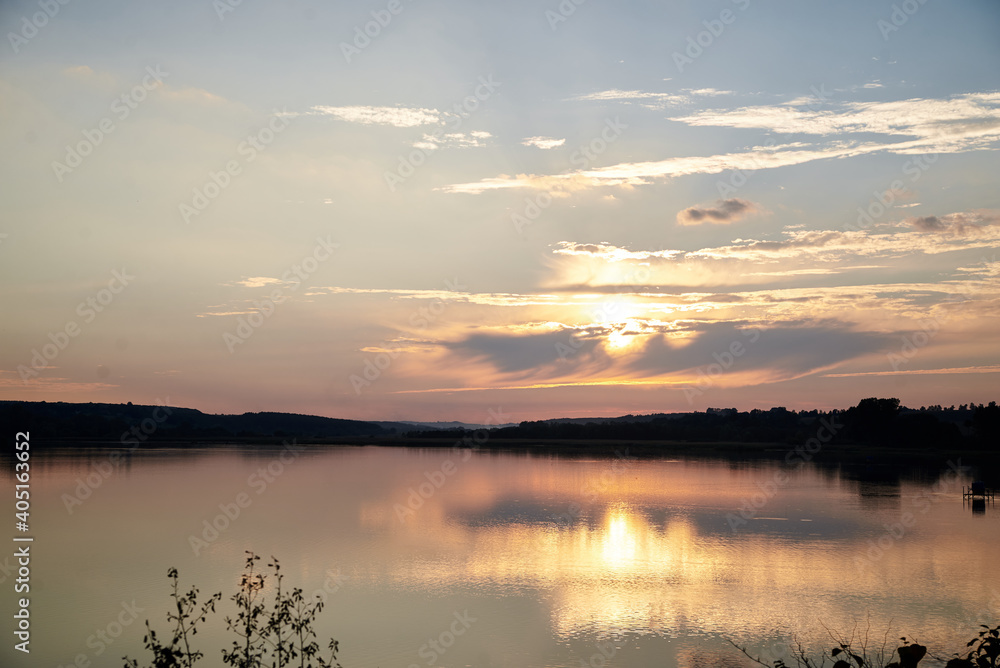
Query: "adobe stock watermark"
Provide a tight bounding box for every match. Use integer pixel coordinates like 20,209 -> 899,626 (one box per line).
513,117 -> 628,236
853,459 -> 970,573
848,154 -> 936,232
349,276 -> 465,393
308,567 -> 349,607
574,638 -> 624,668
545,0 -> 588,31
16,268 -> 134,382
188,439 -> 305,556
51,599 -> 146,668
179,111 -> 292,224
877,0 -> 931,41
672,0 -> 751,73
394,407 -> 509,522
213,0 -> 244,21
51,66 -> 168,183
7,0 -> 72,54
726,414 -> 843,533
716,82 -> 833,199
680,326 -> 762,404
886,253 -> 994,371
961,586 -> 1000,631
887,317 -> 940,371
83,600 -> 145,661
340,0 -> 415,64
62,399 -> 174,514
223,236 -> 339,353
408,610 -> 477,668
384,76 -> 501,192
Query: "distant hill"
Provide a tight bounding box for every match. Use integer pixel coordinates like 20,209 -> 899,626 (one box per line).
374,420 -> 519,433
0,400 -> 390,444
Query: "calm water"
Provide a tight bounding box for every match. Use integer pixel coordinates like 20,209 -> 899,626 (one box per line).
3,445 -> 999,668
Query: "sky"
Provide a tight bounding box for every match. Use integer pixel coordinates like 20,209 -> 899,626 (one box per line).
1,0 -> 999,422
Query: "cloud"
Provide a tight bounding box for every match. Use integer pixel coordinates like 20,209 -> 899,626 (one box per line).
628,322 -> 890,380
910,216 -> 948,233
677,198 -> 760,226
446,328 -> 610,376
415,131 -> 492,150
545,213 -> 1000,292
522,136 -> 566,150
553,241 -> 681,262
63,65 -> 117,88
570,87 -> 733,109
438,142 -> 870,194
441,320 -> 892,387
230,277 -> 287,288
824,364 -> 1000,378
682,88 -> 735,97
309,105 -> 442,127
571,89 -> 689,105
907,210 -> 1000,236
672,92 -> 1000,149
160,87 -> 230,106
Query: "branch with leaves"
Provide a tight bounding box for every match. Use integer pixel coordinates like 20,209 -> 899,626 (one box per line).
124,552 -> 341,668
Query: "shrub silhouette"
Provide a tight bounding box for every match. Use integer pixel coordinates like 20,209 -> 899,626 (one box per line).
125,551 -> 340,668
729,624 -> 999,668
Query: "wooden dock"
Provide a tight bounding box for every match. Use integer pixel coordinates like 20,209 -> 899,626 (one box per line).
962,482 -> 996,500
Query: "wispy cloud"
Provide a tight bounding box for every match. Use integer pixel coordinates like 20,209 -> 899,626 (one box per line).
230,277 -> 288,288
824,365 -> 1000,378
309,105 -> 443,127
441,92 -> 1000,194
553,242 -> 682,262
673,92 -> 1000,147
571,87 -> 734,107
571,89 -> 688,105
414,131 -> 492,150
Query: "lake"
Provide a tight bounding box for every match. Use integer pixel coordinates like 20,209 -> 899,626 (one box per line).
4,443 -> 999,668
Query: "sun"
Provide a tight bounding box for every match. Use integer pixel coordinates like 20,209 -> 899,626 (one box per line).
604,319 -> 644,351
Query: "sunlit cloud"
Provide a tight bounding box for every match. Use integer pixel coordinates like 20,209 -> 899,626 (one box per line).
309,105 -> 443,127
548,212 -> 1000,290
230,277 -> 288,288
439,142 -> 869,194
521,136 -> 566,149
415,131 -> 492,150
63,64 -> 117,88
824,365 -> 1000,378
553,241 -> 682,262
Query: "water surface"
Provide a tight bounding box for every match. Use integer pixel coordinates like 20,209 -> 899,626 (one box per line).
4,445 -> 998,668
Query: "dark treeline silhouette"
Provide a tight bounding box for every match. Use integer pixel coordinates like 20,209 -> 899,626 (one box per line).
411,398 -> 1000,451
2,397 -> 997,453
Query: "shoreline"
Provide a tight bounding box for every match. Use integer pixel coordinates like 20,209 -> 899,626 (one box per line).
17,435 -> 1000,461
